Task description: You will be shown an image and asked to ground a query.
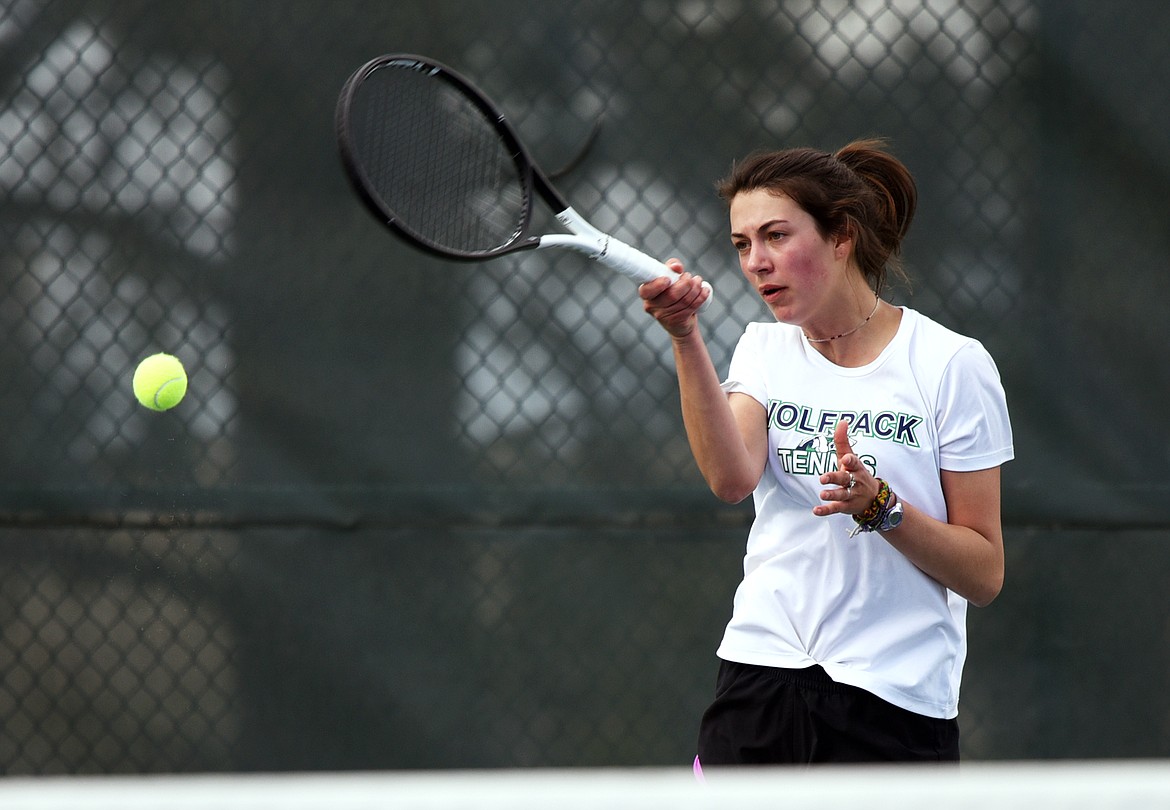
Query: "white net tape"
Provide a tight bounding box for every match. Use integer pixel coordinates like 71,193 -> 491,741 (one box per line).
2,761 -> 1169,810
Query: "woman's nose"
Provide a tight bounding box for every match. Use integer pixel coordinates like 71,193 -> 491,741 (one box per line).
744,242 -> 770,274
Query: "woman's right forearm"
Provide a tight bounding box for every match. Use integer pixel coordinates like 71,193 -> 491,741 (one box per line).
672,330 -> 766,503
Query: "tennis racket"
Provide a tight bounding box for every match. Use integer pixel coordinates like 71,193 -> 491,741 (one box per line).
335,54 -> 712,306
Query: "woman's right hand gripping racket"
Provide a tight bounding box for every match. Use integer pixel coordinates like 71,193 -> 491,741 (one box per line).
335,54 -> 712,309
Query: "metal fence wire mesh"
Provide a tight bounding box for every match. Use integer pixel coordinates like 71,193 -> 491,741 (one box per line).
2,0 -> 1170,774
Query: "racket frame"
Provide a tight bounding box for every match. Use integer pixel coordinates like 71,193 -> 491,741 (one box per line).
336,53 -> 707,293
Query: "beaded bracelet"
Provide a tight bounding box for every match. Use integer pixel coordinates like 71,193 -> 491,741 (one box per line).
850,478 -> 892,537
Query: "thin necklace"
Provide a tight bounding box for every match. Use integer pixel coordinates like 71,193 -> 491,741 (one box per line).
803,295 -> 880,343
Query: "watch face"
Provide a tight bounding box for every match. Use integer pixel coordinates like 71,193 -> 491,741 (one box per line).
884,503 -> 904,531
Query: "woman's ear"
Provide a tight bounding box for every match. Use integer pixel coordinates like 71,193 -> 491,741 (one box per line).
833,231 -> 852,259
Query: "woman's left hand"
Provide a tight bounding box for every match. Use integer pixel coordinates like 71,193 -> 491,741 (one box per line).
813,419 -> 874,518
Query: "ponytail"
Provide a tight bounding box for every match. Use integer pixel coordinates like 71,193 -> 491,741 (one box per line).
834,139 -> 916,291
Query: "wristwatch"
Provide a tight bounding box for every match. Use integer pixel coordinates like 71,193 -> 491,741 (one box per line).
877,497 -> 904,532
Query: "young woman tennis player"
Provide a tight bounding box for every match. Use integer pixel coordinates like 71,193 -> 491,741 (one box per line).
640,140 -> 1013,764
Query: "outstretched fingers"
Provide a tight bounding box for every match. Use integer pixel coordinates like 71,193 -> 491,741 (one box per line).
814,419 -> 872,516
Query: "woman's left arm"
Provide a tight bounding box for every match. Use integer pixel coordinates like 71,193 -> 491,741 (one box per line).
882,466 -> 1004,608
816,420 -> 1005,607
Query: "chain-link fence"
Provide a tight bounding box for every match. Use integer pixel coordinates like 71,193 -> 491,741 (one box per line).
2,0 -> 1169,774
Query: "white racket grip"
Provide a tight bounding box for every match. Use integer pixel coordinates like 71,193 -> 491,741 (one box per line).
598,235 -> 714,309
555,207 -> 713,308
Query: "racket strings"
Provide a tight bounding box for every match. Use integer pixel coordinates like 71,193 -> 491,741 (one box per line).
352,67 -> 529,254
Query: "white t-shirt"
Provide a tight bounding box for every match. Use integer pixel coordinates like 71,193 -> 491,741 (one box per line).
717,307 -> 1014,719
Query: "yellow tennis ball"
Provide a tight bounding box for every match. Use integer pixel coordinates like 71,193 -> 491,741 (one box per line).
132,353 -> 188,411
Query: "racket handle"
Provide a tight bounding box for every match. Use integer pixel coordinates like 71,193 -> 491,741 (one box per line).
596,235 -> 714,309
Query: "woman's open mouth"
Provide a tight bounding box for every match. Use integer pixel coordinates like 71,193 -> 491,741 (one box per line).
758,284 -> 786,304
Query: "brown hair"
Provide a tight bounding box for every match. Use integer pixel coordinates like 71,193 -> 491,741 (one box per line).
716,138 -> 917,293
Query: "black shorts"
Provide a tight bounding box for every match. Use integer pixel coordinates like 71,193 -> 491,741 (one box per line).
696,660 -> 960,765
